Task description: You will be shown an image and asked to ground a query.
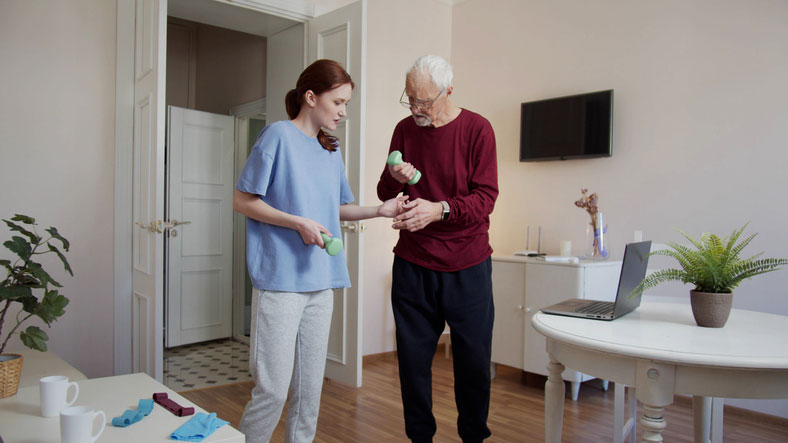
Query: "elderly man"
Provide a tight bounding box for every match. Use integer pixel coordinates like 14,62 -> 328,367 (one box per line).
377,55 -> 499,443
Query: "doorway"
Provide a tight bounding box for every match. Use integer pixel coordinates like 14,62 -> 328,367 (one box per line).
161,7 -> 281,391
117,0 -> 366,387
163,13 -> 272,350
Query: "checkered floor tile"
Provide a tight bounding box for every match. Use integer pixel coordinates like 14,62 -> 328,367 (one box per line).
163,338 -> 252,392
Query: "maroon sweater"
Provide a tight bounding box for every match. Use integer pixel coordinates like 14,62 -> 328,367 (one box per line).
377,109 -> 499,272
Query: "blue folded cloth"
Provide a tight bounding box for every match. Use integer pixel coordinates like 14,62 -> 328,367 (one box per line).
170,412 -> 228,442
112,398 -> 156,427
138,398 -> 154,416
112,409 -> 143,427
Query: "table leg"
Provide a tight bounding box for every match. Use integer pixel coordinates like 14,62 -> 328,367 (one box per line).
693,396 -> 711,443
639,403 -> 667,442
545,356 -> 566,443
635,361 -> 675,443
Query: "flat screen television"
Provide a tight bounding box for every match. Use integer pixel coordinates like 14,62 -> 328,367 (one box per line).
520,89 -> 613,161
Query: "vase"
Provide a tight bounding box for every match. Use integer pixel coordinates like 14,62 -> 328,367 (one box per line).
690,290 -> 733,328
584,212 -> 609,260
0,353 -> 23,398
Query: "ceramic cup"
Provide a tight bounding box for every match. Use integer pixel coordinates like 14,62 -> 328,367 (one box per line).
559,240 -> 572,257
60,405 -> 106,443
39,375 -> 79,417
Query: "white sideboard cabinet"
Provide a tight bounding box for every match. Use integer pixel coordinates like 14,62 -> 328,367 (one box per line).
491,256 -> 622,399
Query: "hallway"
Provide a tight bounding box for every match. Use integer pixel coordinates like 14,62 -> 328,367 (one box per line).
163,338 -> 252,391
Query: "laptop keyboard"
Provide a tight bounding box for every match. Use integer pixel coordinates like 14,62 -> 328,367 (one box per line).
575,301 -> 614,315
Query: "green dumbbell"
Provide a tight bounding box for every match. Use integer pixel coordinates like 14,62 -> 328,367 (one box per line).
321,233 -> 343,256
386,150 -> 421,185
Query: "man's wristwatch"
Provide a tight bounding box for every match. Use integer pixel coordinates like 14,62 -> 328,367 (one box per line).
440,200 -> 450,221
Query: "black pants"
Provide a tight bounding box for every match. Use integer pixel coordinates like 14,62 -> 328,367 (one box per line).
391,256 -> 494,443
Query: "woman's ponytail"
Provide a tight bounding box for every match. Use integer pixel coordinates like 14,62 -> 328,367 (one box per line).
284,89 -> 300,120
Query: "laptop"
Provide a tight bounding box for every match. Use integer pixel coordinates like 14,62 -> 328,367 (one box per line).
540,240 -> 652,320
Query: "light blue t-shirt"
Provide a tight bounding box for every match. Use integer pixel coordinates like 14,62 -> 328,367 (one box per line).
236,120 -> 354,292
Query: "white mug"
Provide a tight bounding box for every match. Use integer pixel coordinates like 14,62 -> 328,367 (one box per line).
60,405 -> 106,443
39,375 -> 79,417
560,240 -> 572,257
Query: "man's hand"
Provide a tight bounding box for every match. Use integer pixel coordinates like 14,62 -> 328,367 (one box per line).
388,162 -> 418,184
392,198 -> 442,232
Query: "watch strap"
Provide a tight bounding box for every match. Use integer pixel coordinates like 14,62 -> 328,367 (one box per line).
440,200 -> 450,221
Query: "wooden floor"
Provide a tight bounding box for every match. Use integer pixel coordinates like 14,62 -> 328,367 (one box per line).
181,348 -> 788,442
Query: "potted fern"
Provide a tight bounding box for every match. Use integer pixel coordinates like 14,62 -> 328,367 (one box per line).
633,223 -> 787,327
0,214 -> 71,397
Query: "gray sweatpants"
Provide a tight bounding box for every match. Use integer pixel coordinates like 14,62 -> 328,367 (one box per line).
239,288 -> 334,443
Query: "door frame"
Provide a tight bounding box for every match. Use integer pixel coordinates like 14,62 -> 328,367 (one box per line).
228,98 -> 267,345
114,0 -> 136,375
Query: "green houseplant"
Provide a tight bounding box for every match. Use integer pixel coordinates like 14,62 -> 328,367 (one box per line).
0,214 -> 71,397
632,223 -> 787,327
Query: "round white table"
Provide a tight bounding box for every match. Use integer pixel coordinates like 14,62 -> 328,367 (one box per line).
532,301 -> 788,442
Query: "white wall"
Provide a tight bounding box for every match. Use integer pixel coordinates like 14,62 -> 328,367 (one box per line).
0,0 -> 117,378
451,0 -> 788,418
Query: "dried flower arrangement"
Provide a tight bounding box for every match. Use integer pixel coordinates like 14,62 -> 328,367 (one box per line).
574,189 -> 606,258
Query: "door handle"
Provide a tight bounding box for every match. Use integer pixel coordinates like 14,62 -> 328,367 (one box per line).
341,222 -> 365,233
162,219 -> 191,230
136,220 -> 163,234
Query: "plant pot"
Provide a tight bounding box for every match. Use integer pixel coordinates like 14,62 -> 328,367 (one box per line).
0,353 -> 23,398
690,290 -> 733,328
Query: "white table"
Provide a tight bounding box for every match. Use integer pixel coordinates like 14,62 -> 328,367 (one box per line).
532,301 -> 788,442
0,372 -> 244,442
16,350 -> 88,388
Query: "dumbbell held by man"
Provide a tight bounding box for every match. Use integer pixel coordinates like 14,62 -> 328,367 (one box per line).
386,150 -> 421,185
321,233 -> 343,256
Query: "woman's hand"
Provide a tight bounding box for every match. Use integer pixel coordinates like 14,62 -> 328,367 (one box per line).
377,195 -> 409,218
295,217 -> 329,248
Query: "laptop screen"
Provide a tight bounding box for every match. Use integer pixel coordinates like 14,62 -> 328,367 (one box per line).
612,241 -> 652,317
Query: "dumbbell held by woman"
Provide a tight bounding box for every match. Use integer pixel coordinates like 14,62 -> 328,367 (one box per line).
321,233 -> 343,256
386,150 -> 421,185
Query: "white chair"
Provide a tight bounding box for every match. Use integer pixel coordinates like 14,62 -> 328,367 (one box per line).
613,383 -> 724,443
613,383 -> 637,443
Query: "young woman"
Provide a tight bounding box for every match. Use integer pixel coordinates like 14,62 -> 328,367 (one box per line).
233,59 -> 405,442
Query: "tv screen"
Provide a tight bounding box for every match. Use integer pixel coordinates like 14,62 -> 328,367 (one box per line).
520,90 -> 613,162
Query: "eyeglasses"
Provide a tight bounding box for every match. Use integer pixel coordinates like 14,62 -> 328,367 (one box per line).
399,89 -> 444,110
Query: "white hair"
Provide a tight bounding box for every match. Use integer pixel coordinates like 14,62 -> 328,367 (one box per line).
407,55 -> 453,91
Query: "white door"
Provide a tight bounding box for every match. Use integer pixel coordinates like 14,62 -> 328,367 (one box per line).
131,0 -> 167,380
308,0 -> 366,387
166,106 -> 235,347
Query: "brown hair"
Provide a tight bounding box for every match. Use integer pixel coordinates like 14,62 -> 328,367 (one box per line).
285,59 -> 354,151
